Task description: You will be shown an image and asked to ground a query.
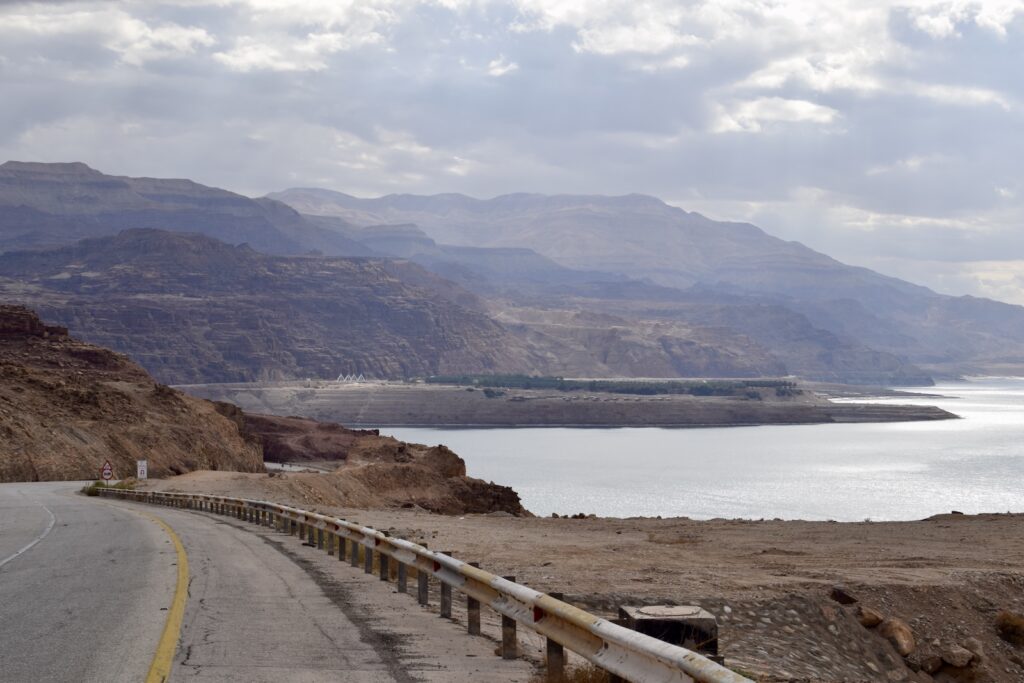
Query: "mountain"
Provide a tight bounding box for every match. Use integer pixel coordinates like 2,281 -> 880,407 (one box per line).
272,188 -> 1024,376
0,304 -> 264,482
0,161 -> 372,257
0,162 -> 947,384
0,229 -> 543,383
0,229 -> 846,383
303,216 -> 631,296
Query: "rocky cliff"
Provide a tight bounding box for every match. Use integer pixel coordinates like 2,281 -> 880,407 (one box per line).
0,305 -> 264,482
0,229 -> 543,383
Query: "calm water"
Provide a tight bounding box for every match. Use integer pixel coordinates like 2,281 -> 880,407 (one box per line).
381,378 -> 1024,521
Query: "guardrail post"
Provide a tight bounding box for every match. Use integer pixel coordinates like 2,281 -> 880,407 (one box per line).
317,528 -> 324,550
440,551 -> 453,619
417,543 -> 429,606
336,534 -> 344,561
379,552 -> 389,581
501,576 -> 517,659
397,561 -> 407,593
327,531 -> 335,555
364,543 -> 373,574
350,538 -> 360,567
546,592 -> 566,680
467,562 -> 481,635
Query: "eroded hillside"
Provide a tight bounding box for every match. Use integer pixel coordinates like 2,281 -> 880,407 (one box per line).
0,305 -> 264,481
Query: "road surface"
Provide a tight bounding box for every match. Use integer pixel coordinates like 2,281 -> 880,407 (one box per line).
0,482 -> 405,682
0,481 -> 174,682
0,481 -> 535,682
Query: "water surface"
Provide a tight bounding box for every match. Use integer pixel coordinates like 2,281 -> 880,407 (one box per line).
381,379 -> 1024,521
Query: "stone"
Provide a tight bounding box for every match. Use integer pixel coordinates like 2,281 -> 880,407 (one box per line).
941,645 -> 974,668
920,655 -> 943,674
879,618 -> 916,657
857,606 -> 885,628
963,637 -> 984,662
830,585 -> 859,605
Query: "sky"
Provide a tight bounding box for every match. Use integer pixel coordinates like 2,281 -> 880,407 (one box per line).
1,0 -> 1023,303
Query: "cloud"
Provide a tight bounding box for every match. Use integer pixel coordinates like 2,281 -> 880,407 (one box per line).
486,54 -> 518,76
0,4 -> 214,66
713,97 -> 840,133
0,0 -> 1023,302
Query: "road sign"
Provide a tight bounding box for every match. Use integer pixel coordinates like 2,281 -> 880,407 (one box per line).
137,459 -> 148,480
101,460 -> 113,482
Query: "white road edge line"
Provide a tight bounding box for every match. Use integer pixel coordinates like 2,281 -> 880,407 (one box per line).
0,503 -> 57,570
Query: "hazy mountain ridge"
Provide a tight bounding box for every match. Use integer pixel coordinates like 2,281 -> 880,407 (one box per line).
0,162 -> 983,384
273,187 -> 1024,377
0,161 -> 371,257
0,229 -> 851,383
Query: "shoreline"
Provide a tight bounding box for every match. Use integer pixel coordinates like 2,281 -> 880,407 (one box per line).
180,381 -> 958,428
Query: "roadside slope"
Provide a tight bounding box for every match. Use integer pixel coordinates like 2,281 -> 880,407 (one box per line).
0,305 -> 263,481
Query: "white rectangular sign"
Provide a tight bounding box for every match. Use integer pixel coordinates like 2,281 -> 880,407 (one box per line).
136,459 -> 148,480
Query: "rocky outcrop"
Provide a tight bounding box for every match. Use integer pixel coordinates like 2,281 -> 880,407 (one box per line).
339,436 -> 528,515
219,410 -> 378,463
0,305 -> 264,482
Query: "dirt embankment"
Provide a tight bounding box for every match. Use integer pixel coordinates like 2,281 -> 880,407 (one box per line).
0,305 -> 263,481
200,407 -> 528,516
332,510 -> 1024,683
141,435 -> 528,516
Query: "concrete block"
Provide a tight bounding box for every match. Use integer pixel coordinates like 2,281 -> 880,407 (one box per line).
618,605 -> 719,656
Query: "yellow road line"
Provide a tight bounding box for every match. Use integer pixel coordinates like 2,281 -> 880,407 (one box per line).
138,512 -> 190,683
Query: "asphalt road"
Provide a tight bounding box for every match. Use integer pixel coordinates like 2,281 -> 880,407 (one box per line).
0,482 -> 405,683
0,481 -> 174,682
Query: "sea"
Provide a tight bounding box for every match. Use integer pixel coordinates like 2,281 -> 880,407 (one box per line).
380,378 -> 1024,521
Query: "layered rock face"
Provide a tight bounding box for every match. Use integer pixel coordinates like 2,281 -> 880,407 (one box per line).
0,229 -> 541,383
0,305 -> 264,482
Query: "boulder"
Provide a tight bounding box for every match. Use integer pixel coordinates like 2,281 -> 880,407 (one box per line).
941,644 -> 974,668
856,605 -> 885,628
879,618 -> 916,657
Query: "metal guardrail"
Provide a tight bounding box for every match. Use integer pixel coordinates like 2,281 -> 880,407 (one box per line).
99,488 -> 752,683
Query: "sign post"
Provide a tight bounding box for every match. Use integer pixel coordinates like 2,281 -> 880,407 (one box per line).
136,459 -> 148,480
100,460 -> 113,486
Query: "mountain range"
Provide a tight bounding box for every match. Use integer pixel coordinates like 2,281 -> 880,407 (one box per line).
273,187 -> 1024,379
2,160 -> 1021,384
